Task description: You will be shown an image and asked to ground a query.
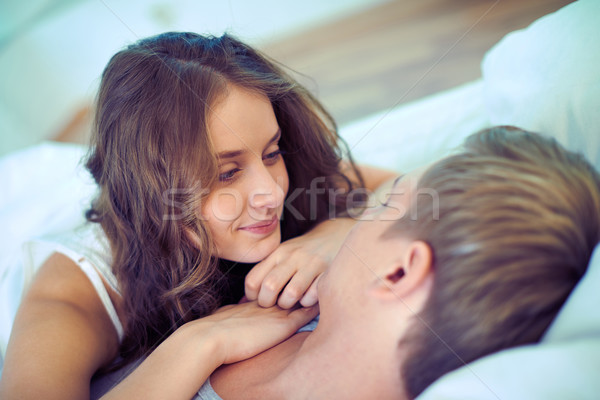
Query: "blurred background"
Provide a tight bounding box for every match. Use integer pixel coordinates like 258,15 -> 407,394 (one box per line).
0,0 -> 571,157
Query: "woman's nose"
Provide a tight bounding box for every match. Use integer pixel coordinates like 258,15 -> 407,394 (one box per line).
248,170 -> 286,210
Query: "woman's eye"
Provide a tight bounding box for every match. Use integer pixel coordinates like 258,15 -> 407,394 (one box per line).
263,149 -> 284,164
219,168 -> 241,182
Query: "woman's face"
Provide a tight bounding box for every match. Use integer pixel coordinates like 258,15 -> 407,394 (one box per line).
201,85 -> 289,263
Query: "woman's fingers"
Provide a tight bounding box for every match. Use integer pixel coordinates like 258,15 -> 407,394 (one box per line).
246,217 -> 354,308
246,246 -> 328,309
244,252 -> 280,301
299,274 -> 321,307
256,261 -> 298,307
246,247 -> 299,307
277,262 -> 324,309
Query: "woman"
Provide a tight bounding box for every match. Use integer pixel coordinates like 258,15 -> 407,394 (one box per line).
159,126 -> 596,400
0,32 -> 394,398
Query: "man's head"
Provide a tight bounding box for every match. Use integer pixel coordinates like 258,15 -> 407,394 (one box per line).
318,126 -> 600,399
396,126 -> 600,398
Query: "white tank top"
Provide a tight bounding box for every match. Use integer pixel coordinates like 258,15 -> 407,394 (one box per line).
22,222 -> 124,342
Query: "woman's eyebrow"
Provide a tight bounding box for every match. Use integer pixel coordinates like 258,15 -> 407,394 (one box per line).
218,149 -> 245,160
217,128 -> 281,160
264,128 -> 281,149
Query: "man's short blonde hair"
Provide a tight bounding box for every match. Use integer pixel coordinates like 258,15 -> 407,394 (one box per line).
399,126 -> 600,398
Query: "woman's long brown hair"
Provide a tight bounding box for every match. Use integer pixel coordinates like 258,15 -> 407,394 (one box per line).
85,32 -> 365,367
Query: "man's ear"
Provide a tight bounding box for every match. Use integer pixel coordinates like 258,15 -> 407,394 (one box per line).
373,240 -> 433,300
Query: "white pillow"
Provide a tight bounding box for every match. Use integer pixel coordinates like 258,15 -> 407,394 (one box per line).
482,0 -> 600,170
339,80 -> 489,173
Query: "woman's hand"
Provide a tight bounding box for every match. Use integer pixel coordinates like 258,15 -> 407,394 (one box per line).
203,301 -> 319,365
244,218 -> 357,309
102,301 -> 317,400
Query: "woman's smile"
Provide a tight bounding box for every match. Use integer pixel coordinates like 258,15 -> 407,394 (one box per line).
239,215 -> 279,235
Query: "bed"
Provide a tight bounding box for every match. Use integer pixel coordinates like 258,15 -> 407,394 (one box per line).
1,0 -> 599,397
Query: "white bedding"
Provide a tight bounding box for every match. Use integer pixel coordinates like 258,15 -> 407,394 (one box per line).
1,0 -> 599,397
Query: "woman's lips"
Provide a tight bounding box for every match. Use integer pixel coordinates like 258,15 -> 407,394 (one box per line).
239,215 -> 278,235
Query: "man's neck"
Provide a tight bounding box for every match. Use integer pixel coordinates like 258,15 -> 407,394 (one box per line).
264,323 -> 406,399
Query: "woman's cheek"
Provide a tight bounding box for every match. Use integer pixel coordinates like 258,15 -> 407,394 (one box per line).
204,188 -> 244,222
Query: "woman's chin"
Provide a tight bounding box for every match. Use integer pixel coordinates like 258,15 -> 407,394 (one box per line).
245,244 -> 280,263
225,238 -> 281,264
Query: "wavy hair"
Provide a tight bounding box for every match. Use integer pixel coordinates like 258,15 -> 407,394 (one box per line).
85,32 -> 364,366
396,127 -> 600,398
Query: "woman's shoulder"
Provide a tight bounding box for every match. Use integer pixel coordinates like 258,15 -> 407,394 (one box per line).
19,222 -> 125,342
0,252 -> 121,398
23,222 -> 117,292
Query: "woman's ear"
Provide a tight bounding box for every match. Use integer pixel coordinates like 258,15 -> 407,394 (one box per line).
374,240 -> 433,301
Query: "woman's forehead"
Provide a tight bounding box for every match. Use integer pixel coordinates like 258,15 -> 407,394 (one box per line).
207,85 -> 278,155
